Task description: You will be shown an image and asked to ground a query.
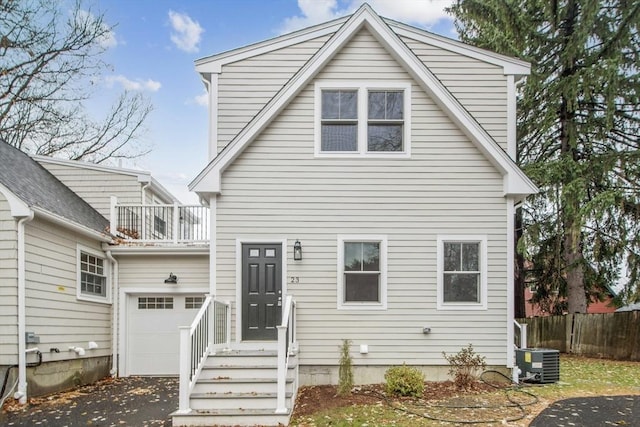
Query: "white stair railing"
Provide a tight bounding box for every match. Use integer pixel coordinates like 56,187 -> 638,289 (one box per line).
177,296 -> 231,414
276,295 -> 296,414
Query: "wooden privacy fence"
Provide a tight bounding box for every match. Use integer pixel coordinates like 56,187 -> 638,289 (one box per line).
517,311 -> 640,361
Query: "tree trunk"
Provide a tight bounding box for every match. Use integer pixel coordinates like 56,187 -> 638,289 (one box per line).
564,219 -> 588,313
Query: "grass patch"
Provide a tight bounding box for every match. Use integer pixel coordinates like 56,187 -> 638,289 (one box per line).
290,355 -> 640,426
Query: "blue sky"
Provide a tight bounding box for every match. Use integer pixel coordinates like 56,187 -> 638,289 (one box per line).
92,0 -> 456,202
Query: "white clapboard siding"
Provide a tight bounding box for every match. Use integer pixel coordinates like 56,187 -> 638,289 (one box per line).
117,255 -> 210,289
39,163 -> 142,219
401,36 -> 508,150
0,195 -> 18,364
215,29 -> 510,367
217,35 -> 331,151
24,218 -> 111,362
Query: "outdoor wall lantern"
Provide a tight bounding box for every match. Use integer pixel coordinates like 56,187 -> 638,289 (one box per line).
293,240 -> 303,261
164,273 -> 178,284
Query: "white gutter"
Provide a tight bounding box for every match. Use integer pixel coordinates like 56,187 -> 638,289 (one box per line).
105,250 -> 118,377
16,211 -> 34,404
32,208 -> 111,243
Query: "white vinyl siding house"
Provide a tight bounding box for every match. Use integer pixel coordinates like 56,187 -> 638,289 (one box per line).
213,28 -> 512,367
24,218 -> 112,362
0,194 -> 18,365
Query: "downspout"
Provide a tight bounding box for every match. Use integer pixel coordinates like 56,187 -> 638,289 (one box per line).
16,211 -> 34,404
105,250 -> 118,377
141,182 -> 151,204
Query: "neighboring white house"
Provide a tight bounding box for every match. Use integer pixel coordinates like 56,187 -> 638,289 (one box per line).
0,141 -> 209,402
178,4 -> 537,425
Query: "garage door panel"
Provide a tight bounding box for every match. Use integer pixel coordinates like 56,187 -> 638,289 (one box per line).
127,293 -> 205,375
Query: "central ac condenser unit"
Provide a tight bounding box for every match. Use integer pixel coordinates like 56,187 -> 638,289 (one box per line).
515,348 -> 560,383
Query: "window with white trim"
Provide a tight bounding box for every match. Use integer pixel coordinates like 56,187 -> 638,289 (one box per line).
77,245 -> 110,303
337,235 -> 387,309
315,82 -> 411,157
437,236 -> 487,310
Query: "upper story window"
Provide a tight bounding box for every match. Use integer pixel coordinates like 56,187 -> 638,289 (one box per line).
77,245 -> 110,304
437,235 -> 487,311
315,82 -> 411,157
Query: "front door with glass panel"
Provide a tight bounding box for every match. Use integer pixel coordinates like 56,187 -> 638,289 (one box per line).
242,243 -> 282,340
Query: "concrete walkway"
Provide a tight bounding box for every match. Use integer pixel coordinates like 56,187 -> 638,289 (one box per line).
530,395 -> 639,426
0,377 -> 176,427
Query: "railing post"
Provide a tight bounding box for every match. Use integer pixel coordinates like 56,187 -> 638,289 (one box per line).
173,202 -> 179,244
275,325 -> 287,414
177,326 -> 191,414
109,196 -> 117,236
225,301 -> 231,351
207,296 -> 214,353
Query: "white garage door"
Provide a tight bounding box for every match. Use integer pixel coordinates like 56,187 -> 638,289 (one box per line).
127,294 -> 205,375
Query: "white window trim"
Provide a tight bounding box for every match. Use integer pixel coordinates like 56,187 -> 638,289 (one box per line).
314,81 -> 411,158
436,235 -> 488,311
76,244 -> 111,304
337,235 -> 388,310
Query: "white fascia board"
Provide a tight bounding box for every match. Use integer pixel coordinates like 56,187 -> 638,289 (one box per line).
104,245 -> 209,255
34,155 -> 151,180
195,17 -> 347,73
149,177 -> 180,204
389,21 -> 531,76
32,207 -> 112,243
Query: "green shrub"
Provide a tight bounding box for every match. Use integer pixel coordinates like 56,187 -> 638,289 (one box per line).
442,344 -> 487,390
337,339 -> 353,396
384,364 -> 425,397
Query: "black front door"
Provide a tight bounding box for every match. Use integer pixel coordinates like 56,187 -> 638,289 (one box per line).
242,243 -> 282,340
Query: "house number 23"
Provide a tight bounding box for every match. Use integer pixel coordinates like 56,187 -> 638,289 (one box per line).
289,276 -> 299,284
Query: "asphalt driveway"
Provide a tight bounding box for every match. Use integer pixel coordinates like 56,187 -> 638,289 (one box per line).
530,395 -> 639,426
0,376 -> 177,427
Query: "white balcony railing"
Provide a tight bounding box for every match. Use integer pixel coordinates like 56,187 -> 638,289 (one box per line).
110,197 -> 209,244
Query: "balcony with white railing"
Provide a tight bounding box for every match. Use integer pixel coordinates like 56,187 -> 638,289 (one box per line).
109,196 -> 209,245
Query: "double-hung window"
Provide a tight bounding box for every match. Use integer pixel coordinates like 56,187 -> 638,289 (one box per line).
337,235 -> 387,309
77,245 -> 110,303
437,236 -> 487,310
316,82 -> 410,156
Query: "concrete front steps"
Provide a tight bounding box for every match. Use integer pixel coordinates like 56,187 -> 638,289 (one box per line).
172,349 -> 298,427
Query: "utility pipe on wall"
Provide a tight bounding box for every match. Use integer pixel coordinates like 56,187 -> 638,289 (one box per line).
105,250 -> 118,376
16,211 -> 34,404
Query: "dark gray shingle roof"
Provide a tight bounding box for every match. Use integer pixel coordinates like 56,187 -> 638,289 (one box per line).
0,141 -> 109,234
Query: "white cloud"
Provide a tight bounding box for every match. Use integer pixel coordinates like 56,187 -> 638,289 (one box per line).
279,0 -> 454,34
193,90 -> 209,107
78,10 -> 118,49
168,10 -> 204,53
105,75 -> 162,92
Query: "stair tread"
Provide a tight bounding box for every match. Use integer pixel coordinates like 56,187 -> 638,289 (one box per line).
197,377 -> 293,383
191,391 -> 292,399
211,350 -> 277,357
183,408 -> 290,416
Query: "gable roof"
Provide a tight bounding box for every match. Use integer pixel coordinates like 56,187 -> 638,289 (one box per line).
34,156 -> 180,204
0,141 -> 109,234
189,4 -> 538,200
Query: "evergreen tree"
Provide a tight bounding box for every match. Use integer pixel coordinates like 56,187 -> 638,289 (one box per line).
447,0 -> 640,312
